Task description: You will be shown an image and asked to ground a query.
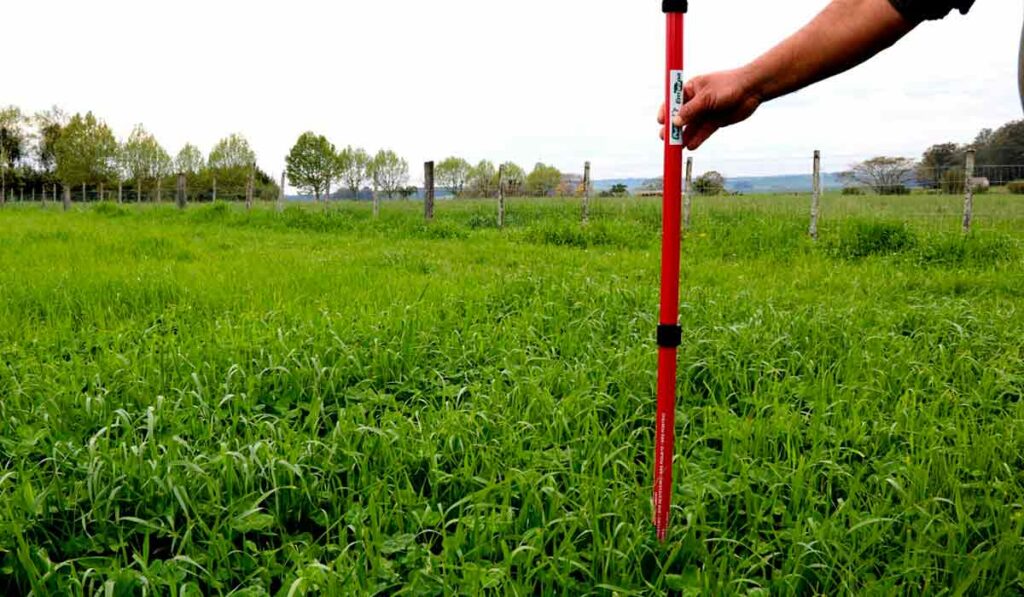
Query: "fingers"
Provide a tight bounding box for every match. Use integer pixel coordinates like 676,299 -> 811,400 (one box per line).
683,121 -> 719,151
677,88 -> 710,127
657,104 -> 666,125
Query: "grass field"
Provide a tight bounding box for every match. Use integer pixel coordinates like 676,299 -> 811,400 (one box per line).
1,194 -> 1023,595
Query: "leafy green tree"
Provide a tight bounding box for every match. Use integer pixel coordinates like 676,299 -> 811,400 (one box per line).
286,132 -> 337,202
337,146 -> 371,199
121,125 -> 168,201
54,112 -> 118,189
436,157 -> 471,198
209,134 -> 257,199
209,134 -> 256,170
973,121 -> 1024,182
693,171 -> 726,196
500,162 -> 526,197
369,150 -> 409,199
1,106 -> 28,203
526,162 -> 561,197
611,183 -> 629,196
176,144 -> 205,175
467,160 -> 498,198
916,143 -> 963,189
34,106 -> 67,182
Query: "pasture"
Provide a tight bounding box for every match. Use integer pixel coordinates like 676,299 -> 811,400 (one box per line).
1,194 -> 1023,594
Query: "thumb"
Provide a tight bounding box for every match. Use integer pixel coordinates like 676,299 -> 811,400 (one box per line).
676,80 -> 710,126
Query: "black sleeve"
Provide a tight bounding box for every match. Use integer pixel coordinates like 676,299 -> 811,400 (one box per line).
889,0 -> 976,22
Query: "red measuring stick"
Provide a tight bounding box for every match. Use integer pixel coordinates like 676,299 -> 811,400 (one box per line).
653,0 -> 687,542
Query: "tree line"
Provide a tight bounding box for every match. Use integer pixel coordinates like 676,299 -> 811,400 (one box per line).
284,129 -> 592,201
845,120 -> 1024,195
0,105 -> 279,204
285,133 -> 411,202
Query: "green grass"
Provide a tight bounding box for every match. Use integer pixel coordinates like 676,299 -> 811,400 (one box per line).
0,194 -> 1023,595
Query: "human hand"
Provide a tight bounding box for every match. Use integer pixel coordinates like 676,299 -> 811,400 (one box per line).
658,68 -> 763,150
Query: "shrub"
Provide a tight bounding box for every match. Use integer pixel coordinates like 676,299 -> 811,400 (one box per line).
879,184 -> 911,196
1007,180 -> 1024,194
833,221 -> 916,258
842,187 -> 865,196
92,202 -> 128,217
693,171 -> 726,196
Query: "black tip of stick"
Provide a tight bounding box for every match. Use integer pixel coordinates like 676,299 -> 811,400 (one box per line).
662,0 -> 688,13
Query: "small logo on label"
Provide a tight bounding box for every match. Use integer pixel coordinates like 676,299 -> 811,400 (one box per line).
669,70 -> 684,146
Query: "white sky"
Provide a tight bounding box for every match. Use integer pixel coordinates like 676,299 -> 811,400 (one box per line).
5,0 -> 1022,186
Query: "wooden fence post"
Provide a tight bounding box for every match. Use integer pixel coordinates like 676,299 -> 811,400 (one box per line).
424,161 -> 435,222
63,185 -> 71,211
32,187 -> 36,203
156,179 -> 162,203
498,164 -> 506,228
212,176 -> 217,202
582,161 -> 591,226
81,182 -> 86,203
246,163 -> 254,210
810,150 -> 821,241
278,171 -> 285,212
373,185 -> 380,218
962,149 -> 976,234
118,180 -> 123,204
176,173 -> 187,209
683,157 -> 694,231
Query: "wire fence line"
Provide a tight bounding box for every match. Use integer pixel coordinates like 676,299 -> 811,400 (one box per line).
2,152 -> 1022,240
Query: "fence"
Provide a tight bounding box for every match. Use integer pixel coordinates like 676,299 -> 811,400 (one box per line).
3,152 -> 1022,238
0,171 -> 280,208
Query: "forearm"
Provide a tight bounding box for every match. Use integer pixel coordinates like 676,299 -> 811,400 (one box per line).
742,0 -> 916,103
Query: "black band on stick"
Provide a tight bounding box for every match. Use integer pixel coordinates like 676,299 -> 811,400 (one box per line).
662,0 -> 688,14
657,324 -> 683,348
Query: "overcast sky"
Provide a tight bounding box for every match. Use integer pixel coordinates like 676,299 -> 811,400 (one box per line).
5,1 -> 1022,185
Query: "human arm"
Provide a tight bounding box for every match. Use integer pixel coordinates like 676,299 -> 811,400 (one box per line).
659,0 -> 918,149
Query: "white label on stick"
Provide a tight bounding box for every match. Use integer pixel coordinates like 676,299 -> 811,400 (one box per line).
669,70 -> 684,146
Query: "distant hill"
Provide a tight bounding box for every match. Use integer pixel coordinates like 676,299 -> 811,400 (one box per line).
594,173 -> 846,194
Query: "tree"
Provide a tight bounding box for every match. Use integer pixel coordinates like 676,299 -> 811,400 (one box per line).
693,171 -> 726,196
176,144 -> 205,175
369,150 -> 409,199
208,134 -> 257,199
525,163 -> 561,197
337,146 -> 371,199
1,106 -> 28,203
120,124 -> 168,201
209,134 -> 256,170
286,132 -> 337,202
973,121 -> 1024,182
34,106 -> 67,181
467,160 -> 498,198
916,143 -> 963,189
841,157 -> 916,195
436,156 -> 471,198
54,112 -> 117,190
500,162 -> 526,196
